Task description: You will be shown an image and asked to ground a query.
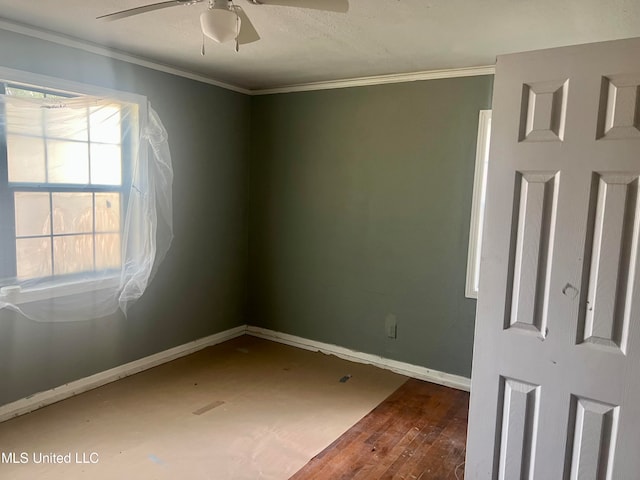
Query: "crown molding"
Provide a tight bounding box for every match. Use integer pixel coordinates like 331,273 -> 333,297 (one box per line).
0,18 -> 251,95
251,65 -> 496,95
0,17 -> 495,96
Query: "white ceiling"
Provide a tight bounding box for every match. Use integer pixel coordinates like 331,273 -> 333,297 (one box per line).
0,0 -> 638,91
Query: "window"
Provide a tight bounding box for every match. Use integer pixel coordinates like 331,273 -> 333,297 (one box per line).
0,84 -> 130,283
0,68 -> 172,322
465,109 -> 492,299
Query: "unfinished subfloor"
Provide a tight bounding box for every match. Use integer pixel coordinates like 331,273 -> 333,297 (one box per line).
0,335 -> 469,479
0,335 -> 405,479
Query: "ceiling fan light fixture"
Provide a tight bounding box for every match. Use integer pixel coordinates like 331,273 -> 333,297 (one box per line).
200,8 -> 239,43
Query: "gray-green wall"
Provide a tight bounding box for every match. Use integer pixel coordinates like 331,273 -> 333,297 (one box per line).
0,29 -> 493,406
0,31 -> 250,406
249,77 -> 493,377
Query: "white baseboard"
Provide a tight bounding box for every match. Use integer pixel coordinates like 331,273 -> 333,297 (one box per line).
0,325 -> 246,423
246,326 -> 471,392
1,324 -> 471,423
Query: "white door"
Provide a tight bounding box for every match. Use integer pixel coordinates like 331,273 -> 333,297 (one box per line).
466,37 -> 640,479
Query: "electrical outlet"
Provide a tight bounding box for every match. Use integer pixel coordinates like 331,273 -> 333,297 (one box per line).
385,314 -> 397,339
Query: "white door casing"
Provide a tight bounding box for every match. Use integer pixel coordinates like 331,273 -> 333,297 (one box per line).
466,37 -> 640,479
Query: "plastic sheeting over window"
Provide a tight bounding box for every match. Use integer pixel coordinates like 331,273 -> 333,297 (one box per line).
0,87 -> 173,322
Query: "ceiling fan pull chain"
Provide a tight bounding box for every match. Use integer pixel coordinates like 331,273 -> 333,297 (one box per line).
231,0 -> 240,52
201,32 -> 206,55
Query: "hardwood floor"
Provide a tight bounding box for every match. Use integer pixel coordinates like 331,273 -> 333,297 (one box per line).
290,379 -> 469,480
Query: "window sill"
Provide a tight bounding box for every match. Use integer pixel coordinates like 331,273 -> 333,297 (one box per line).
0,276 -> 120,306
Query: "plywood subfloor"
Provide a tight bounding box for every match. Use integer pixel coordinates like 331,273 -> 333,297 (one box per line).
291,378 -> 469,480
0,335 -> 406,479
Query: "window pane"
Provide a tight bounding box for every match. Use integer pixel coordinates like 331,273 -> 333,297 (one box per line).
53,235 -> 94,275
95,193 -> 121,233
90,106 -> 121,144
16,237 -> 52,280
7,134 -> 46,183
90,144 -> 122,185
5,102 -> 43,136
45,107 -> 88,141
52,192 -> 93,235
14,192 -> 51,236
95,233 -> 121,270
6,87 -> 45,99
47,140 -> 89,184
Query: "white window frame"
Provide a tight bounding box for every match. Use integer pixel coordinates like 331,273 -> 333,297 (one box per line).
465,109 -> 492,299
0,67 -> 148,305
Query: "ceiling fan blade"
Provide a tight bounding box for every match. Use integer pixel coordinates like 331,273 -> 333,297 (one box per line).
248,0 -> 348,13
233,6 -> 261,45
97,0 -> 199,21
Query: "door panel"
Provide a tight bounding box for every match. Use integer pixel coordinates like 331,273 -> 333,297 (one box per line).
466,37 -> 640,479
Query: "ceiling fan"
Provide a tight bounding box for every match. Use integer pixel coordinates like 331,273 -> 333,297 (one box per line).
97,0 -> 349,52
